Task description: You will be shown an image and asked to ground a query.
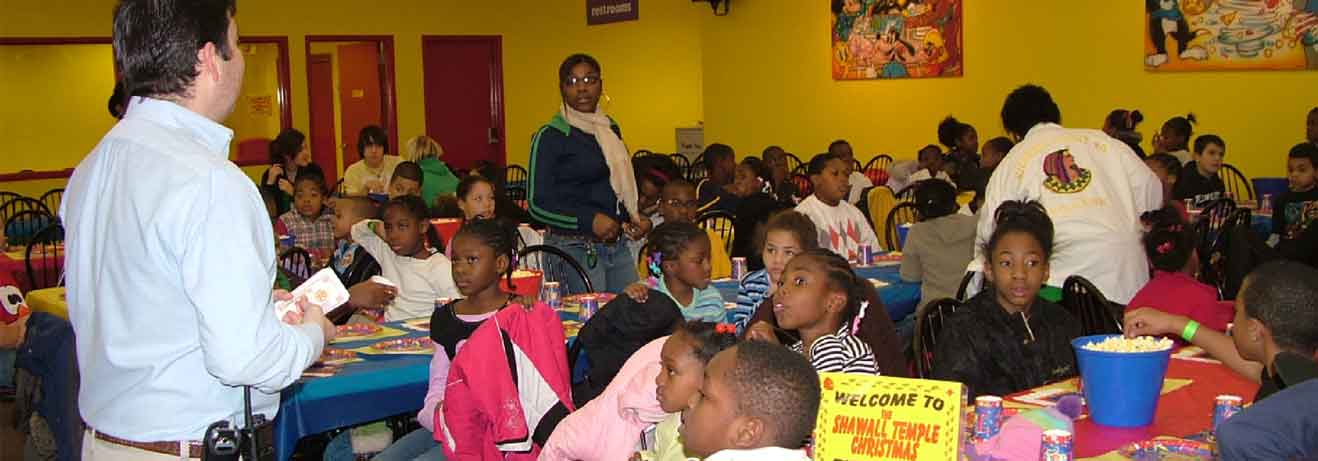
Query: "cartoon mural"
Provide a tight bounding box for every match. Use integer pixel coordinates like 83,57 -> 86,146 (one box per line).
1145,0 -> 1318,71
831,0 -> 963,80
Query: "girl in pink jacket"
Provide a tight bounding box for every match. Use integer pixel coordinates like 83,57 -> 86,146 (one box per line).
540,321 -> 738,461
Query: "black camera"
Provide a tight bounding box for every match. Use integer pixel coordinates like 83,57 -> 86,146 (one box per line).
202,387 -> 274,461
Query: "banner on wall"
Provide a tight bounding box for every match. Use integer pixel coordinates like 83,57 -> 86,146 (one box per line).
814,373 -> 967,461
831,0 -> 964,80
1144,0 -> 1318,71
587,0 -> 639,25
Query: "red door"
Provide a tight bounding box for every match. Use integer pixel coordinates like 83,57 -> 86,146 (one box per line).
307,53 -> 338,185
337,42 -> 385,160
421,36 -> 506,169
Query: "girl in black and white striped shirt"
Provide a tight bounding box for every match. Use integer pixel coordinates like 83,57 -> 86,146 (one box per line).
745,248 -> 880,375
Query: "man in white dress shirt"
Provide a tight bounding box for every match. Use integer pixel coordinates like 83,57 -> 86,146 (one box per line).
61,1 -> 334,459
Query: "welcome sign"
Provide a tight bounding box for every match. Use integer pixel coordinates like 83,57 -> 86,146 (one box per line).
814,373 -> 967,461
587,0 -> 639,25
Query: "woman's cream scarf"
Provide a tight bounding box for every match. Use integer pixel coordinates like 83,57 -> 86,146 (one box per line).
560,104 -> 638,219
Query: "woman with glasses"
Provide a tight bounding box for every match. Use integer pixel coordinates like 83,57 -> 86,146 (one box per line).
528,53 -> 649,294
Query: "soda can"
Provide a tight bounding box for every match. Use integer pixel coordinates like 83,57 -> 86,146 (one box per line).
1040,429 -> 1074,461
278,234 -> 295,249
1262,194 -> 1272,212
858,244 -> 874,266
1183,198 -> 1193,211
579,295 -> 600,321
542,281 -> 562,309
435,297 -> 452,309
973,396 -> 1003,440
1212,394 -> 1243,432
731,257 -> 748,281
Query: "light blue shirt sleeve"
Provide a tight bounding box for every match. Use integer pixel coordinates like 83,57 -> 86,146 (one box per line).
180,166 -> 324,392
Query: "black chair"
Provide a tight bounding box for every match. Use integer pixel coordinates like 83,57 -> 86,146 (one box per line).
0,197 -> 52,231
1194,198 -> 1236,258
687,162 -> 708,183
912,298 -> 962,379
279,247 -> 315,286
25,223 -> 65,290
506,187 -> 528,211
783,153 -> 804,175
518,244 -> 594,295
696,210 -> 735,256
895,185 -> 917,202
0,191 -> 23,209
850,158 -> 863,174
1217,164 -> 1254,202
668,154 -> 692,179
505,164 -> 529,192
790,173 -> 813,200
884,202 -> 921,251
4,209 -> 56,248
1061,275 -> 1124,336
1201,208 -> 1259,299
632,149 -> 653,158
863,155 -> 894,174
39,188 -> 65,214
790,163 -> 809,176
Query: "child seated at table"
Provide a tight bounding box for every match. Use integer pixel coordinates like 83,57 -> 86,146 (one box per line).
329,197 -> 384,323
541,321 -> 737,461
900,179 -> 976,310
388,160 -> 424,200
733,211 -> 818,333
623,222 -> 725,322
1125,260 -> 1318,401
1216,375 -> 1318,460
795,153 -> 882,259
678,341 -> 820,461
276,169 -> 335,259
1144,153 -> 1188,219
907,144 -> 955,188
352,195 -> 460,321
1272,143 -> 1318,264
324,218 -> 520,461
1125,206 -> 1233,342
931,200 -> 1082,398
744,249 -> 882,375
639,179 -> 731,280
1172,134 -> 1227,207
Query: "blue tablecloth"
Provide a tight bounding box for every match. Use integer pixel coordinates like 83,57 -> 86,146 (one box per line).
711,262 -> 921,322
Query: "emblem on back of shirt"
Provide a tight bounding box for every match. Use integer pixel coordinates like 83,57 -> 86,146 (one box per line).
1041,149 -> 1092,194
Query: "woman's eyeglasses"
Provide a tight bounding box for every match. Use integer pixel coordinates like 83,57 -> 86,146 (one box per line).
563,75 -> 602,87
662,199 -> 700,209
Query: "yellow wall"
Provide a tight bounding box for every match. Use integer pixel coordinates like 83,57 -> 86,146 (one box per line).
1,0 -> 707,192
0,43 -> 117,173
227,41 -> 283,151
700,0 -> 1318,179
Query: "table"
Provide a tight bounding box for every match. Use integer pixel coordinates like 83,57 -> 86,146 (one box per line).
274,301 -> 593,461
1006,357 -> 1259,459
0,247 -> 62,292
711,262 -> 922,322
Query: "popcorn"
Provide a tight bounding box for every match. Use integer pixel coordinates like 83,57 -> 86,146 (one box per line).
1081,335 -> 1174,353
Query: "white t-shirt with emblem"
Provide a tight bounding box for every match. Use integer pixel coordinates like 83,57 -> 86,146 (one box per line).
971,123 -> 1162,303
796,195 -> 883,261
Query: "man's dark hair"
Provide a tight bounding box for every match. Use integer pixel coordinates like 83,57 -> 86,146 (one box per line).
293,168 -> 327,195
269,128 -> 305,164
1289,142 -> 1318,168
702,143 -> 735,170
914,179 -> 957,220
357,125 -> 389,158
1000,84 -> 1061,138
1240,261 -> 1318,356
827,139 -> 851,156
391,161 -> 424,186
726,341 -> 821,448
108,81 -> 127,118
113,0 -> 237,99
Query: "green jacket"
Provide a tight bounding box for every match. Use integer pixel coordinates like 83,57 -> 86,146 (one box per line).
418,157 -> 460,206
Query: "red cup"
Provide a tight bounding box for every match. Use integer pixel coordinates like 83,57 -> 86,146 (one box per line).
430,218 -> 463,243
500,270 -> 543,300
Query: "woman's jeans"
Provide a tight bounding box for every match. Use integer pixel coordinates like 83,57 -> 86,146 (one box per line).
544,233 -> 638,294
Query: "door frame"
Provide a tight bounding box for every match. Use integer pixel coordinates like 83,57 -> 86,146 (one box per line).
420,35 -> 506,165
303,35 -> 399,159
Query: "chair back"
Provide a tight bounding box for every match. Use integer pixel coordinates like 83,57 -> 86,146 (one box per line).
884,202 -> 921,251
1194,198 -> 1236,258
0,191 -> 21,208
912,298 -> 962,379
790,162 -> 809,176
279,247 -> 315,286
1061,275 -> 1124,336
668,154 -> 692,177
696,210 -> 735,255
1217,164 -> 1254,201
687,162 -> 708,183
0,197 -> 52,233
954,271 -> 977,301
39,188 -> 65,214
26,223 -> 65,290
790,173 -> 813,200
783,153 -> 804,175
518,244 -> 594,295
1201,208 -> 1264,299
632,149 -> 653,158
864,154 -> 894,174
866,186 -> 897,246
895,185 -> 917,202
850,158 -> 863,174
4,209 -> 56,248
505,164 -> 529,192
